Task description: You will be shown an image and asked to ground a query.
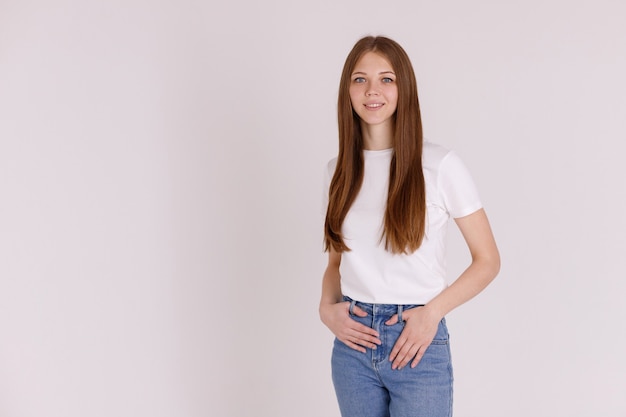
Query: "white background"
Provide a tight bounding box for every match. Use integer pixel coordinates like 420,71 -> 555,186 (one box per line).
1,0 -> 625,416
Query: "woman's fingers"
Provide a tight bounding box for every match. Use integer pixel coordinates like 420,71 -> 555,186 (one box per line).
343,338 -> 367,353
351,304 -> 368,317
390,340 -> 425,370
343,321 -> 381,350
385,314 -> 399,325
410,348 -> 427,368
389,336 -> 413,369
388,307 -> 439,369
321,301 -> 381,351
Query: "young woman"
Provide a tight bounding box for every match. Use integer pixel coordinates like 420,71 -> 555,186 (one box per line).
320,36 -> 500,417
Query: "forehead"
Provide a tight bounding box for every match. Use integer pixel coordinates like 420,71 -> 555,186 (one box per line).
353,51 -> 394,72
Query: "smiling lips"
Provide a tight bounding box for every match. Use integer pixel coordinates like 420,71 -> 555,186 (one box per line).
364,103 -> 384,110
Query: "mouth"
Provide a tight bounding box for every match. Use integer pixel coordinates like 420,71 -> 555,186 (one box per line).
364,103 -> 384,109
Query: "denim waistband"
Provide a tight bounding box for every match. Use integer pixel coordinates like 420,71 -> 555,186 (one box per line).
343,295 -> 423,323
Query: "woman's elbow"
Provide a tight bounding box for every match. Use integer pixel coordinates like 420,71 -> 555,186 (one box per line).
487,251 -> 501,281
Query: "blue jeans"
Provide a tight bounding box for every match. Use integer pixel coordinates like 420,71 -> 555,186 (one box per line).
332,297 -> 453,417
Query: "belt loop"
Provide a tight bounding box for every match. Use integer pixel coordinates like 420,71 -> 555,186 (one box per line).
349,300 -> 357,316
397,305 -> 403,323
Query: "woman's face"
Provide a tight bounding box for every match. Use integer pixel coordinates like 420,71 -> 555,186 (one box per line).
349,52 -> 398,128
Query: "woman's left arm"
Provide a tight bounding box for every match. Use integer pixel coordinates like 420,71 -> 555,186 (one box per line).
388,208 -> 500,370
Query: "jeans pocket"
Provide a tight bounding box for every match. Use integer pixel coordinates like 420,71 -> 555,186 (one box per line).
431,318 -> 450,345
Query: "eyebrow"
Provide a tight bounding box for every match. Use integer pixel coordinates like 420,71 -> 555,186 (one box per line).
351,71 -> 396,76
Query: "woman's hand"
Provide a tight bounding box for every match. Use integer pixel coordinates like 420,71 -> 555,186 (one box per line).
320,302 -> 381,353
386,306 -> 441,370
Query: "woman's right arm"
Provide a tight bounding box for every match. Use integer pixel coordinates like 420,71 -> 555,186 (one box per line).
319,248 -> 381,352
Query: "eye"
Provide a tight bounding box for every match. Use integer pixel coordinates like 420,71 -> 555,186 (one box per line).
382,77 -> 394,83
353,77 -> 366,83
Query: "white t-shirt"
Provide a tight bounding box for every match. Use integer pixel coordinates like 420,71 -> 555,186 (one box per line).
323,141 -> 482,304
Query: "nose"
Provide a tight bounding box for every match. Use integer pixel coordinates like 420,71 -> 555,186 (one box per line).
366,83 -> 380,96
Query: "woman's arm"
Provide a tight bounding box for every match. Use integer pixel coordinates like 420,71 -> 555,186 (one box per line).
427,208 -> 500,318
319,248 -> 343,306
319,248 -> 381,352
388,208 -> 500,369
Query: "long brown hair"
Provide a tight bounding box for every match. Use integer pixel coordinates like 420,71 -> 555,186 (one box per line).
324,36 -> 426,254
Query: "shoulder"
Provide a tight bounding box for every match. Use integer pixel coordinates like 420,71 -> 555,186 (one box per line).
422,140 -> 474,184
326,157 -> 338,175
422,140 -> 453,170
423,141 -> 482,215
324,157 -> 338,185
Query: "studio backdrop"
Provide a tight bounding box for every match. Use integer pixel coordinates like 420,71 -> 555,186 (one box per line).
1,0 -> 625,416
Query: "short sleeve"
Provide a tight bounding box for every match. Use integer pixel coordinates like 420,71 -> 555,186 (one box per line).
438,151 -> 482,218
322,157 -> 338,216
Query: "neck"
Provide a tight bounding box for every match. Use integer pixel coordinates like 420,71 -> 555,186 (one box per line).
360,119 -> 394,150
